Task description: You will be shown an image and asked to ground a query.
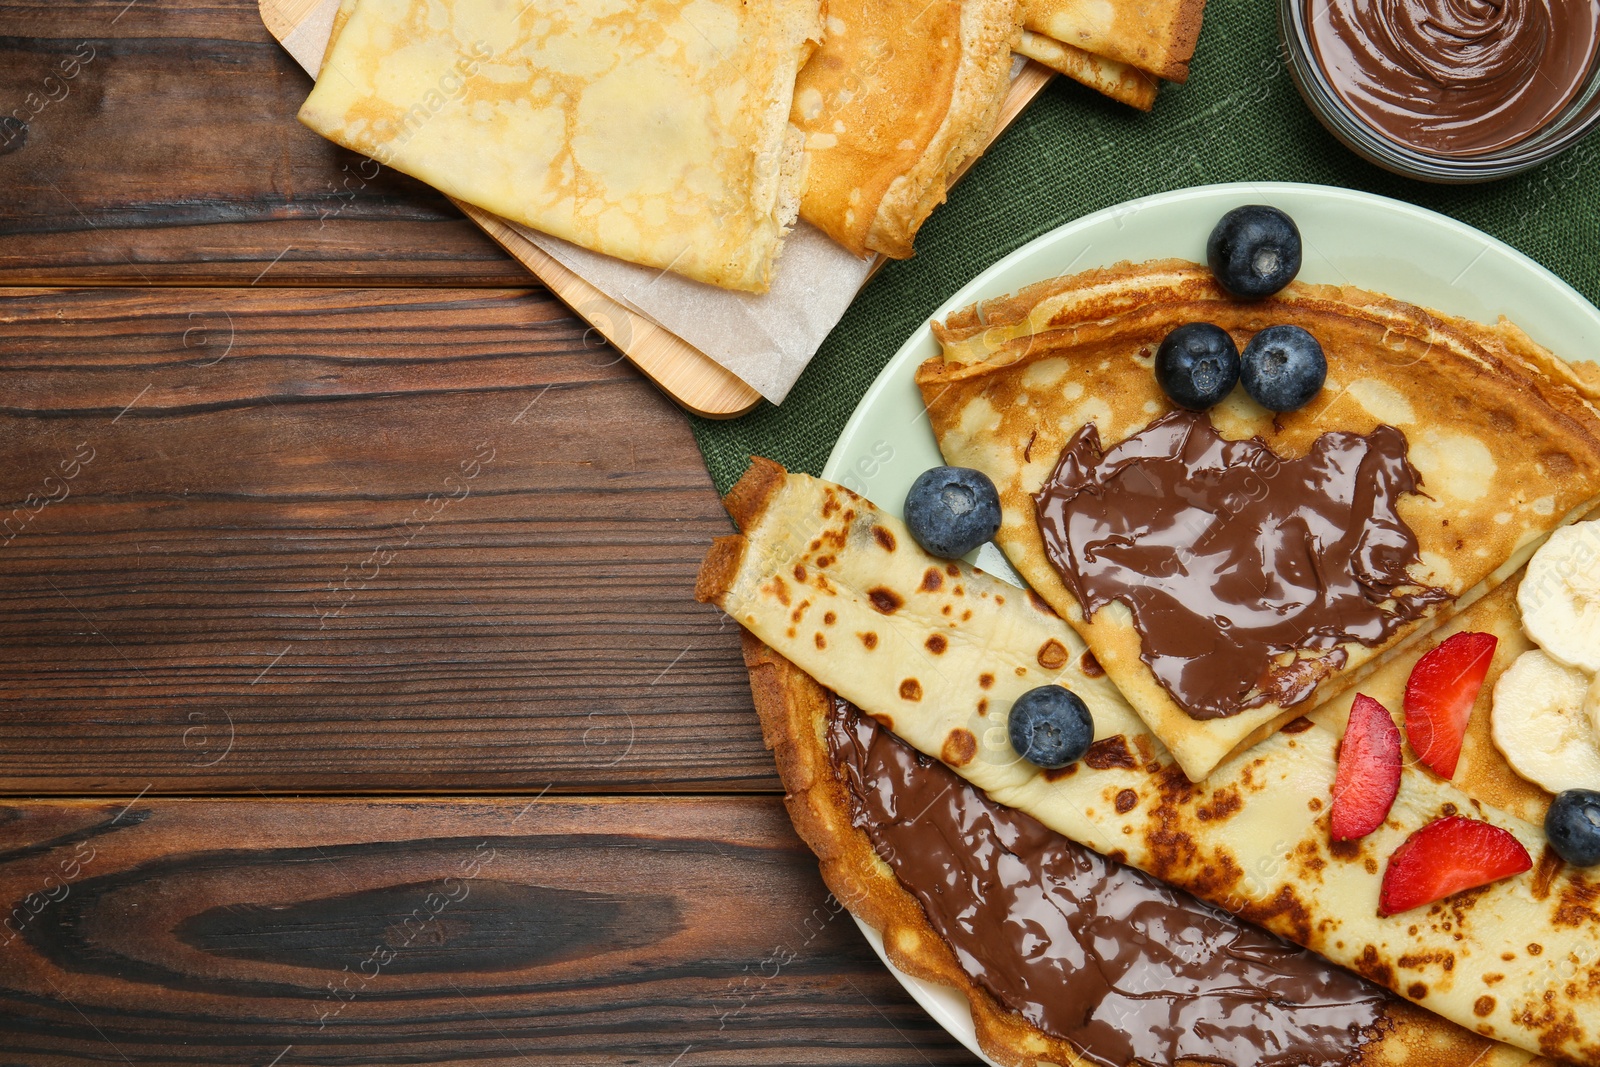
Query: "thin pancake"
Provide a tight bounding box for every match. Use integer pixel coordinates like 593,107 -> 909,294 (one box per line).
1309,576 -> 1554,827
697,458 -> 1600,1065
1014,29 -> 1159,111
745,634 -> 1529,1067
298,0 -> 821,293
918,259 -> 1600,780
1022,0 -> 1206,82
790,0 -> 1018,258
324,0 -> 358,52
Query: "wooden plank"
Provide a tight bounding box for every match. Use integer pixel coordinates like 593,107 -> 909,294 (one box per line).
0,287 -> 768,795
259,0 -> 328,43
0,4 -> 529,287
459,205 -> 762,419
0,796 -> 977,1065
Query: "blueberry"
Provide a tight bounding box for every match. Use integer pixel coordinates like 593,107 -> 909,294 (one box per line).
1240,325 -> 1326,412
1546,788 -> 1600,867
1155,323 -> 1240,410
1207,205 -> 1302,300
1007,684 -> 1094,769
904,466 -> 1002,559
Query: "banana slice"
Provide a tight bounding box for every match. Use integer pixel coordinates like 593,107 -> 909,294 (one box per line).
1491,649 -> 1600,793
1587,673 -> 1600,741
1517,520 -> 1600,673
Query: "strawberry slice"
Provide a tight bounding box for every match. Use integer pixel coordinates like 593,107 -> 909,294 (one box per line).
1378,815 -> 1532,917
1403,631 -> 1498,780
1331,694 -> 1402,841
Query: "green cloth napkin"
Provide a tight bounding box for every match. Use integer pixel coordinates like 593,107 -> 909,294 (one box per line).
688,4 -> 1600,496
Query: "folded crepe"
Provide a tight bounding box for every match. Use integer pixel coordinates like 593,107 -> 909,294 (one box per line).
1310,578 -> 1554,828
1013,28 -> 1159,111
298,0 -> 822,293
744,637 -> 1533,1067
1023,0 -> 1205,82
697,458 -> 1600,1065
789,0 -> 1019,258
917,259 -> 1600,780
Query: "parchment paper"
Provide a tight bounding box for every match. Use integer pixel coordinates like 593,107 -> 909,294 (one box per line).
285,0 -> 877,405
531,227 -> 874,404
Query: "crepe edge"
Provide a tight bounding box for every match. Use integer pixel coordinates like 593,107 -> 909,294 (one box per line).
694,454 -> 792,607
1154,0 -> 1208,83
926,258 -> 1600,446
317,0 -> 360,77
738,2 -> 827,291
855,0 -> 1022,260
743,633 -> 1088,1067
1015,29 -> 1159,111
1023,0 -> 1207,82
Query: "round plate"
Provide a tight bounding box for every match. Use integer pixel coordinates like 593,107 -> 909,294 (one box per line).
821,180 -> 1600,1064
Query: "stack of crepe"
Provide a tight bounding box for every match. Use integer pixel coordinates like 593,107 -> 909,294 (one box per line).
1014,0 -> 1204,111
296,0 -> 1205,295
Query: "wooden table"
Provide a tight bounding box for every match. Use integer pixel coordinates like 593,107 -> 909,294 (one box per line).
0,4 -> 979,1061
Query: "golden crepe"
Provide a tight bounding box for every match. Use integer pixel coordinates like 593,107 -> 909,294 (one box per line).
1023,0 -> 1206,82
326,0 -> 358,46
918,259 -> 1600,781
298,0 -> 822,293
1013,29 -> 1159,111
789,0 -> 1018,258
1311,578 -> 1553,828
745,640 -> 1539,1067
697,458 -> 1600,1065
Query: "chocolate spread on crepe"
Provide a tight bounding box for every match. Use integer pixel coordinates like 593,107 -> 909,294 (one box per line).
1035,410 -> 1451,720
704,459 -> 1600,1061
918,259 -> 1600,781
827,695 -> 1389,1067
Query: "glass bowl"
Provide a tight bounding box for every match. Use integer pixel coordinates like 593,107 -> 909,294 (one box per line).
1279,0 -> 1600,183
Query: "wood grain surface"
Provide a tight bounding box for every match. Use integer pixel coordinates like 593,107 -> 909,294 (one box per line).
0,797 -> 975,1064
454,204 -> 763,419
0,3 -> 992,1061
0,0 -> 526,287
0,286 -> 762,794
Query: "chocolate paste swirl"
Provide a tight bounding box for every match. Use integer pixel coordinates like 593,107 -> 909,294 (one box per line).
1034,411 -> 1450,720
1309,0 -> 1600,156
826,696 -> 1388,1067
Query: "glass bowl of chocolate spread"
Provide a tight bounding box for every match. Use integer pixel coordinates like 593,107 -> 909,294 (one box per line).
1281,0 -> 1600,182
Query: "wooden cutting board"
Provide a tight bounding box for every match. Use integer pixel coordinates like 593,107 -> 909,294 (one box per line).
259,0 -> 1055,418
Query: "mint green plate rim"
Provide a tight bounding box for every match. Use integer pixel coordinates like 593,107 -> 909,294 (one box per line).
822,180 -> 1600,1065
